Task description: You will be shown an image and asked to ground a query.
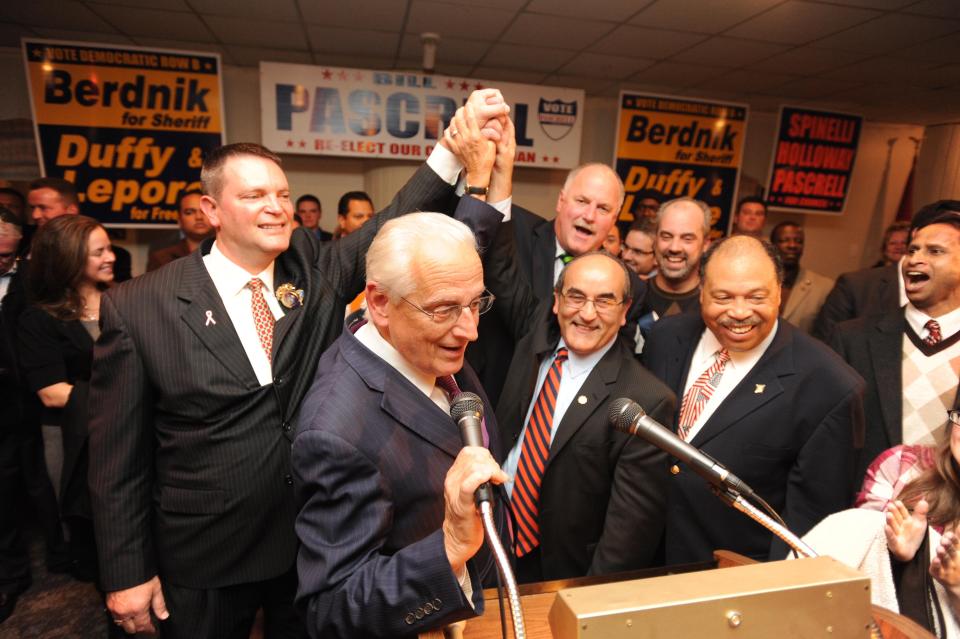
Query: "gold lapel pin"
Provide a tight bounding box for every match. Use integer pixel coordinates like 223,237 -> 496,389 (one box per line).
754,384 -> 765,394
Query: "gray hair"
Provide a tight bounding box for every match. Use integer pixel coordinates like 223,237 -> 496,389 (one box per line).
366,212 -> 477,299
657,197 -> 712,236
562,163 -> 626,210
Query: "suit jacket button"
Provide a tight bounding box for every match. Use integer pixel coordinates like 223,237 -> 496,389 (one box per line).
274,376 -> 285,386
282,421 -> 291,432
284,474 -> 294,486
433,597 -> 442,608
415,607 -> 424,619
404,613 -> 415,625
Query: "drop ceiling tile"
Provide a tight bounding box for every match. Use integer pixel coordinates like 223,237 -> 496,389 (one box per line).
406,1 -> 517,41
226,45 -> 312,66
748,46 -> 871,75
812,13 -> 960,54
559,53 -> 655,80
92,0 -> 190,8
589,24 -> 708,59
32,28 -> 135,45
482,43 -> 576,73
391,59 -> 476,76
500,12 -> 614,50
472,67 -> 549,84
190,0 -> 300,21
726,1 -> 880,45
671,36 -> 790,67
1,1 -> 116,33
88,4 -> 214,41
630,0 -> 782,34
306,25 -> 399,57
204,16 -> 306,50
134,37 -> 227,56
774,76 -> 856,99
905,0 -> 960,18
0,22 -> 36,47
542,73 -> 615,93
311,53 -> 396,70
821,56 -> 939,84
300,0 -> 407,31
627,61 -> 730,87
816,0 -> 916,8
693,69 -> 800,93
423,0 -> 527,8
525,0 -> 654,22
616,82 -> 679,96
398,34 -> 490,66
894,35 -> 960,64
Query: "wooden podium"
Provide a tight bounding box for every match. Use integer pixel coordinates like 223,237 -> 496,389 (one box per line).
420,551 -> 935,639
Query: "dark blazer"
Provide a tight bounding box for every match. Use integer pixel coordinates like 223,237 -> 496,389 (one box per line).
18,305 -> 95,519
642,314 -> 865,564
87,164 -> 501,592
293,327 -> 505,639
468,213 -> 646,407
830,310 -> 960,483
812,263 -> 901,342
146,239 -> 192,272
486,222 -> 673,579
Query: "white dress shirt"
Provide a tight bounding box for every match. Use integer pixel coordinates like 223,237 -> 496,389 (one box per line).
203,242 -> 284,386
502,338 -> 615,497
680,322 -> 779,442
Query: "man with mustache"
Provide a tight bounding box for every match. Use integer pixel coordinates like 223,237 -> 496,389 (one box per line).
832,201 -> 960,484
643,234 -> 864,564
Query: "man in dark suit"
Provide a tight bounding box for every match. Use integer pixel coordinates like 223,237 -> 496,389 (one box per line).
468,163 -> 645,406
812,262 -> 902,342
146,190 -> 213,271
293,211 -> 509,639
643,235 -> 864,564
832,201 -> 960,483
88,91 -> 509,639
489,244 -> 673,582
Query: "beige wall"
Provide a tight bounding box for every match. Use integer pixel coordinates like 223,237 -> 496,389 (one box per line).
0,48 -> 935,278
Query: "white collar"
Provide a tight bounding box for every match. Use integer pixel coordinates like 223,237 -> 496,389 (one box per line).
904,303 -> 960,339
205,241 -> 276,298
554,336 -> 615,379
354,322 -> 436,398
694,320 -> 779,372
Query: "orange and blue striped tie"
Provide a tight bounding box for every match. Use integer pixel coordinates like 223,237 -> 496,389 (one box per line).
511,348 -> 568,557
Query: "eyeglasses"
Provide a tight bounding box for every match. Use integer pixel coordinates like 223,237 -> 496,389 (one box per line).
621,245 -> 654,256
400,291 -> 495,324
559,291 -> 624,312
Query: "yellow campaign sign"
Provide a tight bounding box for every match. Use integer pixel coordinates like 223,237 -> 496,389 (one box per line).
616,106 -> 746,168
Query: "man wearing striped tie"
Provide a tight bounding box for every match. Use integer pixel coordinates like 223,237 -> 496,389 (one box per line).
643,234 -> 864,564
832,200 -> 960,484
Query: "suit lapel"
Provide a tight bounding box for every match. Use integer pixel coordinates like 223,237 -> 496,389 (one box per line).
531,224 -> 557,300
869,312 -> 905,446
547,341 -> 619,463
270,254 -> 305,362
177,252 -> 259,388
343,330 -> 462,458
690,325 -> 792,448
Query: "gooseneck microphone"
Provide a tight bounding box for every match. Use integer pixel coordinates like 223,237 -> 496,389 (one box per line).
608,397 -> 757,500
450,391 -> 493,505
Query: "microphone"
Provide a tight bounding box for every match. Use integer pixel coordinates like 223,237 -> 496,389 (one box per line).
450,391 -> 493,505
608,398 -> 756,500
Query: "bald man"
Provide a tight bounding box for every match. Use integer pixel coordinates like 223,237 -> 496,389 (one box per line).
643,235 -> 864,564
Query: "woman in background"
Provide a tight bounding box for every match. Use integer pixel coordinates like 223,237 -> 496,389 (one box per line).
18,214 -> 114,585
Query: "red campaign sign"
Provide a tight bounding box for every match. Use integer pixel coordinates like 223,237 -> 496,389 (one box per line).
764,106 -> 862,215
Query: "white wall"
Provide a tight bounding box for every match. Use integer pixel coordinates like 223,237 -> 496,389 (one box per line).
0,47 -> 928,278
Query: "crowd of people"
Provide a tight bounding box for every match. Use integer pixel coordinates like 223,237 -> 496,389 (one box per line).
1,86 -> 959,639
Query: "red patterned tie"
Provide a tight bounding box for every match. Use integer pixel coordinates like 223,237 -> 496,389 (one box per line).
248,278 -> 274,357
924,319 -> 942,346
678,349 -> 730,441
511,348 -> 568,557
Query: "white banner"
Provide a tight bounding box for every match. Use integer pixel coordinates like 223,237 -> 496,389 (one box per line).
260,62 -> 584,169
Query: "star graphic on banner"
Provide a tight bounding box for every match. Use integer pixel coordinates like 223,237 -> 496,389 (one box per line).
354,71 -> 363,81
287,139 -> 294,148
445,79 -> 454,89
542,156 -> 549,162
553,156 -> 559,163
338,70 -> 348,80
32,47 -> 43,59
459,81 -> 469,91
474,82 -> 483,90
299,140 -> 306,148
322,69 -> 332,79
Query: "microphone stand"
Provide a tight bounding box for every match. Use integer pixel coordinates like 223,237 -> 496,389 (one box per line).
479,501 -> 526,639
713,486 -> 817,558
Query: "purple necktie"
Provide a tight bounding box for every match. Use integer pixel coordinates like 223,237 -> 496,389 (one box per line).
436,374 -> 489,448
